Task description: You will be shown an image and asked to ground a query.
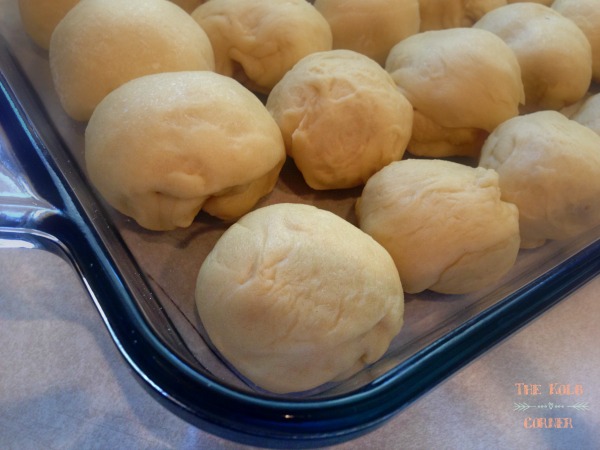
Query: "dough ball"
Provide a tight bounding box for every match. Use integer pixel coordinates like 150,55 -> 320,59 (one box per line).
474,3 -> 592,112
418,0 -> 506,31
385,28 -> 524,158
266,50 -> 413,190
195,203 -> 404,394
356,159 -> 520,294
571,93 -> 600,136
552,0 -> 600,83
191,0 -> 332,94
49,0 -> 215,121
478,111 -> 600,249
85,71 -> 285,231
313,0 -> 420,65
169,0 -> 205,13
18,0 -> 79,49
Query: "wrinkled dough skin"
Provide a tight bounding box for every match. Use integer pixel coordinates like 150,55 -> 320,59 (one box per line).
192,0 -> 332,94
473,3 -> 592,112
385,28 -> 524,158
479,110 -> 600,249
356,159 -> 521,294
267,50 -> 413,190
85,71 -> 285,231
195,203 -> 404,394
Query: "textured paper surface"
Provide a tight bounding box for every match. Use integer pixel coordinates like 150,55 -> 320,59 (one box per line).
0,249 -> 598,448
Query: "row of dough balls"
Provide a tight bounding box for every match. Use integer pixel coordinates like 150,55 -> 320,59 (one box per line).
18,0 -> 600,266
18,0 -> 570,63
20,1 -> 600,164
20,0 -> 600,105
23,0 -> 333,120
384,2 -> 598,159
17,0 -> 406,395
16,0 -> 331,230
197,1 -> 600,393
193,106 -> 600,393
357,111 -> 600,295
18,0 -> 600,393
18,0 -> 600,284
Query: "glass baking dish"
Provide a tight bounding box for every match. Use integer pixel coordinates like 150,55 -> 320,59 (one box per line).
2,6 -> 600,448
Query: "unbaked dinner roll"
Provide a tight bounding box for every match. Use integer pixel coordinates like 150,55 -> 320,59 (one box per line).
18,0 -> 79,49
313,0 -> 420,65
479,111 -> 600,249
474,3 -> 592,112
191,0 -> 332,94
385,28 -> 524,158
266,50 -> 413,190
552,0 -> 600,83
85,71 -> 286,231
418,0 -> 505,31
356,159 -> 520,294
49,0 -> 215,121
571,93 -> 600,137
195,203 -> 404,394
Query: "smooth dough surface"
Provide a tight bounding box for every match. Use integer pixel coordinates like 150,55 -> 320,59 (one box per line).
356,159 -> 520,294
49,0 -> 215,121
474,3 -> 592,111
385,28 -> 524,157
266,50 -> 413,190
195,203 -> 404,394
552,0 -> 600,83
313,0 -> 420,65
479,111 -> 600,248
18,0 -> 79,49
191,0 -> 332,94
418,0 -> 506,31
85,71 -> 285,231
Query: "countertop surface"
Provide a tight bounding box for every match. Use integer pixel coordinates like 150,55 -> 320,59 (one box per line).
1,247 -> 599,449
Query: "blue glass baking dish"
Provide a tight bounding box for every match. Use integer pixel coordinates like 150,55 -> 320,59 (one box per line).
2,14 -> 600,449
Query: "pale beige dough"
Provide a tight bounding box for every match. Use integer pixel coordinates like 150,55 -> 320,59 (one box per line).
191,0 -> 332,94
49,0 -> 215,121
418,0 -> 506,31
552,0 -> 600,83
266,50 -> 413,190
313,0 -> 420,65
571,93 -> 600,136
195,203 -> 404,394
479,111 -> 600,249
18,0 -> 79,49
385,28 -> 524,158
356,159 -> 520,295
474,3 -> 592,112
85,71 -> 285,231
